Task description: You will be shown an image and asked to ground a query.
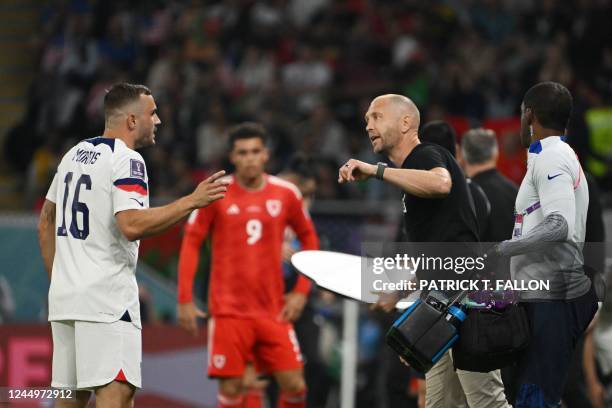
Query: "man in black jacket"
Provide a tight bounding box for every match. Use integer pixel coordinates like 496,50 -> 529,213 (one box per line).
461,128 -> 518,242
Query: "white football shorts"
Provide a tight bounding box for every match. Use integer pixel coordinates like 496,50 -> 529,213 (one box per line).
51,320 -> 142,389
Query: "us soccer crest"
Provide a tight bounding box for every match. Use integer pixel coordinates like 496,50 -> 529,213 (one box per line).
213,354 -> 226,369
266,199 -> 282,217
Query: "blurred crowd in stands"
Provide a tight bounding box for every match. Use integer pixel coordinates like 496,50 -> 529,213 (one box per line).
4,0 -> 612,208
2,2 -> 612,406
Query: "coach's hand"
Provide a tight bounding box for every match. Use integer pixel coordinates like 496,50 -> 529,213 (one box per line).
371,290 -> 402,313
279,292 -> 307,322
190,170 -> 229,208
338,159 -> 376,184
177,302 -> 207,336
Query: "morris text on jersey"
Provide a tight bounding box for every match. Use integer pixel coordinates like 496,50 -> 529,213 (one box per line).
72,149 -> 101,165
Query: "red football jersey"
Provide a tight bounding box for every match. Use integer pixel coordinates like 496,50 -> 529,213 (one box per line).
178,175 -> 319,318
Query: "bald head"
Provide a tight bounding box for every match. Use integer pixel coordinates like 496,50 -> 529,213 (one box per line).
365,94 -> 421,159
372,94 -> 420,129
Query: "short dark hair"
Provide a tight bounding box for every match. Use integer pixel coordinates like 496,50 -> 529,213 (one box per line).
104,83 -> 151,118
228,122 -> 268,149
461,128 -> 498,165
420,120 -> 457,157
523,82 -> 573,132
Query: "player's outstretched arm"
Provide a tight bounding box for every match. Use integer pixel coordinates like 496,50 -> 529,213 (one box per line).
176,208 -> 212,335
380,167 -> 451,198
38,199 -> 56,279
279,193 -> 320,322
338,159 -> 451,198
116,170 -> 228,241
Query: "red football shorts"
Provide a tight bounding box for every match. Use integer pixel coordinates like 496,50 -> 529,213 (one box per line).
207,316 -> 303,377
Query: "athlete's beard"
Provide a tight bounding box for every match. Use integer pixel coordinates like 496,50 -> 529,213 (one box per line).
134,129 -> 154,149
519,125 -> 532,148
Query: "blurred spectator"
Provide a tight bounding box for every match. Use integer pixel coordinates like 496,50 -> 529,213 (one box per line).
196,101 -> 231,169
293,104 -> 349,165
282,44 -> 333,112
237,46 -> 277,93
5,0 -> 612,209
147,149 -> 195,201
97,13 -> 138,70
288,0 -> 329,28
147,44 -> 185,99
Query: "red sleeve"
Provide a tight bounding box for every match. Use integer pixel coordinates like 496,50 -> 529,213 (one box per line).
287,192 -> 319,295
177,206 -> 215,303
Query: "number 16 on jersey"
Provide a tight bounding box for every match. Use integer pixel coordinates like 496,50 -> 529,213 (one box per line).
57,172 -> 91,240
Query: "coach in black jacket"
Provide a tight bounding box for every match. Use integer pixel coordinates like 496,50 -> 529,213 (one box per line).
461,128 -> 518,242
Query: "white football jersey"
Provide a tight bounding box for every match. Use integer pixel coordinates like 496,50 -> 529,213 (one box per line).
45,137 -> 149,328
511,135 -> 590,300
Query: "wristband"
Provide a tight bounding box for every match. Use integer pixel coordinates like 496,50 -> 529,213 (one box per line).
376,162 -> 388,180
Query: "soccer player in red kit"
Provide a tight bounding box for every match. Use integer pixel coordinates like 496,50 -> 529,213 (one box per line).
177,122 -> 319,408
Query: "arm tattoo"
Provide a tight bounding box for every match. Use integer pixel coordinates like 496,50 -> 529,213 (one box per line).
42,201 -> 56,224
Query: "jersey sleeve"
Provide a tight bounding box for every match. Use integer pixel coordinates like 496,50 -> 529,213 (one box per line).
286,191 -> 319,295
45,173 -> 59,203
111,150 -> 149,214
533,153 -> 579,238
177,206 -> 216,303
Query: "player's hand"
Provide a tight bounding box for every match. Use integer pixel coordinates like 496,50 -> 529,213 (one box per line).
370,290 -> 402,313
282,242 -> 297,263
177,302 -> 207,336
480,243 -> 505,280
279,292 -> 307,322
243,363 -> 270,391
338,159 -> 376,184
190,170 -> 229,208
318,289 -> 336,303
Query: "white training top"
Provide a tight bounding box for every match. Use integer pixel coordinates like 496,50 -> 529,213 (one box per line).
45,137 -> 148,328
511,135 -> 590,300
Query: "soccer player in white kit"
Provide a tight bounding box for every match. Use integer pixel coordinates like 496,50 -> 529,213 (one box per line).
492,82 -> 598,406
37,83 -> 229,408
